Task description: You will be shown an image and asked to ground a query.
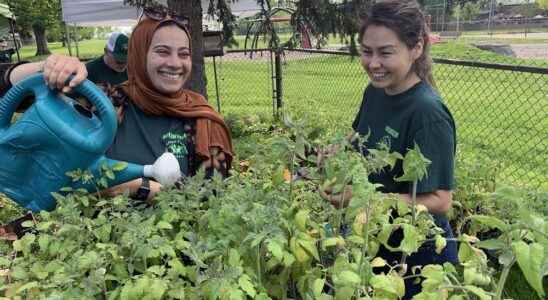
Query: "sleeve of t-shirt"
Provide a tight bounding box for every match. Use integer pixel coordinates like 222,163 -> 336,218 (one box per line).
352,105 -> 362,131
0,61 -> 29,97
352,87 -> 370,131
0,61 -> 37,111
412,119 -> 456,193
85,61 -> 97,83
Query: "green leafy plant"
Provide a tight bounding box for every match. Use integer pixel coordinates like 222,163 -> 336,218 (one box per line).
1,118 -> 546,299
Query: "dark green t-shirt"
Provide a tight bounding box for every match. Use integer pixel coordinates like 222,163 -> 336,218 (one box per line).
352,81 -> 456,194
106,101 -> 196,176
85,56 -> 128,86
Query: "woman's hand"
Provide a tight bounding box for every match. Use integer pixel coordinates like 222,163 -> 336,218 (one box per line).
145,180 -> 163,204
320,185 -> 353,208
41,54 -> 87,93
397,190 -> 453,214
99,178 -> 163,205
200,147 -> 228,175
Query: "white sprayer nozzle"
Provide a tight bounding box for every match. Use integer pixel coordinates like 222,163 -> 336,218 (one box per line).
143,152 -> 181,186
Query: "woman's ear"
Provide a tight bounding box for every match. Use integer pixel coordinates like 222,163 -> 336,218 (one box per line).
412,38 -> 424,60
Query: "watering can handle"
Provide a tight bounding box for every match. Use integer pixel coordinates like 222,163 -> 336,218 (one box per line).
0,75 -> 39,129
0,74 -> 117,152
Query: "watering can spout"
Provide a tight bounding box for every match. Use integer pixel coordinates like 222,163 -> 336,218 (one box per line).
72,152 -> 181,193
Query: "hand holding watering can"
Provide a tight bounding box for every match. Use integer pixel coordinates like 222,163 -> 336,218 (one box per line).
0,64 -> 181,211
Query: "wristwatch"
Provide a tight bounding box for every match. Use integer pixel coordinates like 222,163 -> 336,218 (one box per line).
135,177 -> 151,201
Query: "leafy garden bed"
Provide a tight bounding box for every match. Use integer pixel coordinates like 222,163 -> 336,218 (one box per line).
0,116 -> 546,299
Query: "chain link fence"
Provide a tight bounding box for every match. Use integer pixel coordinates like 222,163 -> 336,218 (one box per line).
205,48 -> 547,189
204,50 -> 275,117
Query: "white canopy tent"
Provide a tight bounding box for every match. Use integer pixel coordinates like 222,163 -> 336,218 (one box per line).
60,0 -> 147,57
61,0 -> 141,27
60,0 -> 262,57
61,0 -> 262,27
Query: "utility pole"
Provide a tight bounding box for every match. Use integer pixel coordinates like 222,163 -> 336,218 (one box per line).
487,0 -> 495,37
441,0 -> 447,32
456,5 -> 460,33
525,0 -> 530,38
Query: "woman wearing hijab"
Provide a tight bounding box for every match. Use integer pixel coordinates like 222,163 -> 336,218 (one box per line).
4,14 -> 233,203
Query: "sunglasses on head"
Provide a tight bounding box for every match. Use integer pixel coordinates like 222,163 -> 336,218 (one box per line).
140,5 -> 190,28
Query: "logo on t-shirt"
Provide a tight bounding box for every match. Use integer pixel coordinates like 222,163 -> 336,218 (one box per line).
384,126 -> 399,139
162,132 -> 188,159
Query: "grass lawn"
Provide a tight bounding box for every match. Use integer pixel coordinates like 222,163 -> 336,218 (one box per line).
18,39 -> 107,61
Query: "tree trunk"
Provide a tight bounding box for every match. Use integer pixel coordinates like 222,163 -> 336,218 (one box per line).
169,0 -> 207,98
33,23 -> 50,56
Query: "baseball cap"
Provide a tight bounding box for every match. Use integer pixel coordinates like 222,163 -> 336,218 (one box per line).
106,32 -> 129,63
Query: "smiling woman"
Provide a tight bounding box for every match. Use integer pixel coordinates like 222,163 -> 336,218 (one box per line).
2,17 -> 233,205
320,1 -> 458,299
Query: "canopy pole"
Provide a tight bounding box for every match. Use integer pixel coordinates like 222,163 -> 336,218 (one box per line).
8,19 -> 20,62
64,23 -> 73,57
72,24 -> 80,58
213,56 -> 221,112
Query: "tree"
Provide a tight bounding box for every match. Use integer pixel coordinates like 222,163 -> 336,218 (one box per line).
539,0 -> 548,10
461,1 -> 481,21
291,0 -> 370,53
7,0 -> 61,56
167,0 -> 234,96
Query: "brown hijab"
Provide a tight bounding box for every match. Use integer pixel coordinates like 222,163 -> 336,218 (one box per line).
119,19 -> 233,169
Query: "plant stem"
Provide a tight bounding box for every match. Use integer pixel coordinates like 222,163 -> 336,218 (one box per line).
359,197 -> 371,285
336,182 -> 349,235
447,273 -> 470,298
524,226 -> 548,239
256,244 -> 262,287
289,153 -> 296,203
399,180 -> 418,275
495,256 -> 516,300
411,180 -> 417,226
401,274 -> 423,280
422,237 -> 459,243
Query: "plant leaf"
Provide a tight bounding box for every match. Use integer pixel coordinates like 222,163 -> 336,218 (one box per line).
370,274 -> 405,298
512,241 -> 545,298
298,238 -> 320,261
267,239 -> 283,260
238,275 -> 256,298
463,285 -> 491,300
477,239 -> 506,251
339,270 -> 361,286
395,144 -> 431,182
469,215 -> 509,232
294,209 -> 309,232
313,278 -> 325,297
435,235 -> 447,254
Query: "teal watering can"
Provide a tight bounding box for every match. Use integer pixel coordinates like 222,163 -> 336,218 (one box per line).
0,74 -> 181,212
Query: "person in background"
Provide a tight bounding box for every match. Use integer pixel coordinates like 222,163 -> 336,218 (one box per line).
321,1 -> 458,299
0,39 -> 14,63
85,32 -> 129,86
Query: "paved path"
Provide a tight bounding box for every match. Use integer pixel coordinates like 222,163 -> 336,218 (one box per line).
462,32 -> 548,39
510,44 -> 548,60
